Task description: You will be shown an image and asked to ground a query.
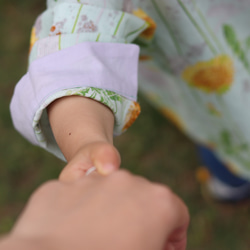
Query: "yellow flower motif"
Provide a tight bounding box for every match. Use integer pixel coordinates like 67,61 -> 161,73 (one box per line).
182,55 -> 234,94
133,8 -> 156,41
160,107 -> 185,131
122,102 -> 141,132
196,167 -> 211,184
207,103 -> 221,117
29,27 -> 39,53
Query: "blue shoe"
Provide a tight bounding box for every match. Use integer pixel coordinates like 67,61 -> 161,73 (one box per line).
196,167 -> 250,202
206,176 -> 250,202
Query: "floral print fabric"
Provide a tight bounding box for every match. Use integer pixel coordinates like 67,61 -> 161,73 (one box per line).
11,0 -> 250,179
34,86 -> 140,159
134,0 -> 250,179
11,0 -> 147,161
29,2 -> 147,63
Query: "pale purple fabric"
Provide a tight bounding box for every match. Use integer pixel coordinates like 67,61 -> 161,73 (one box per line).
10,42 -> 140,145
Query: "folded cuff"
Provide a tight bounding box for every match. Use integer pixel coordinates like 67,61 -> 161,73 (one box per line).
10,42 -> 140,160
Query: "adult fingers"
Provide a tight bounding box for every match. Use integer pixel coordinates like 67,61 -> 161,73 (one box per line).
162,193 -> 189,250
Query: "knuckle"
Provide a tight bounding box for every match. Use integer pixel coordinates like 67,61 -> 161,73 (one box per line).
151,184 -> 190,224
36,180 -> 58,193
150,184 -> 177,212
30,180 -> 59,201
152,183 -> 174,200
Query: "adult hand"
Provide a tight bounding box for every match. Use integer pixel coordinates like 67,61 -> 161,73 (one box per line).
1,170 -> 189,250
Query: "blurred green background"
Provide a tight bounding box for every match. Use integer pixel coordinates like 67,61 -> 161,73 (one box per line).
0,1 -> 250,249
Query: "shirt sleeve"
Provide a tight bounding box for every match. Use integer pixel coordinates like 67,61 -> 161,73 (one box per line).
10,0 -> 148,160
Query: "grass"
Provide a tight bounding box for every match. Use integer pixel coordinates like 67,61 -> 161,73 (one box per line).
0,1 -> 250,249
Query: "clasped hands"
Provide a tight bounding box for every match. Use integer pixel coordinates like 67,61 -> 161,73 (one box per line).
0,96 -> 189,249
2,166 -> 189,250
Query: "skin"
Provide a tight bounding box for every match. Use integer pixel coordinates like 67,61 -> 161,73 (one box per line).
0,97 -> 189,249
0,170 -> 189,250
47,96 -> 121,181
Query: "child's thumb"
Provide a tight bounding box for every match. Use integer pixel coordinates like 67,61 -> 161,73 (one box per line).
59,143 -> 121,182
92,144 -> 121,175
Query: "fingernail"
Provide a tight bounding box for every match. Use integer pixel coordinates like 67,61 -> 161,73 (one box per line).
99,163 -> 116,175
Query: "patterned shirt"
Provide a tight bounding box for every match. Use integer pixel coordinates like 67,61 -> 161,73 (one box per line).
10,0 -> 250,180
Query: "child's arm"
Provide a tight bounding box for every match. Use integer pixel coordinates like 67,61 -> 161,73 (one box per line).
10,1 -> 147,170
48,96 -> 121,181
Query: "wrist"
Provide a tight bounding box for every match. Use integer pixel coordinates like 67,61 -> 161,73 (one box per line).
48,96 -> 114,161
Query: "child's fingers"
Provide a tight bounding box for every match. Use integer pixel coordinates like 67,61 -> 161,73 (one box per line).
59,142 -> 121,182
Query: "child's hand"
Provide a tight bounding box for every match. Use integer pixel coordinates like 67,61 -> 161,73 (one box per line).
47,96 -> 120,181
59,141 -> 120,182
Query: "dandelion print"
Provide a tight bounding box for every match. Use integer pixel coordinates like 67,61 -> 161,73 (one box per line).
29,27 -> 39,53
122,102 -> 141,132
133,8 -> 156,41
182,55 -> 234,94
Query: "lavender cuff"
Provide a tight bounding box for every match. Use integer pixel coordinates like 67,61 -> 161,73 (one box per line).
10,42 -> 139,147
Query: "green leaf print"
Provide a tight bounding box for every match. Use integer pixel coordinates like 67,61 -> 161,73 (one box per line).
238,143 -> 248,151
223,24 -> 249,71
106,90 -> 122,102
90,87 -> 102,94
106,90 -> 116,95
110,95 -> 122,102
79,88 -> 90,96
220,130 -> 249,155
220,130 -> 233,154
90,92 -> 97,99
217,130 -> 250,169
223,25 -> 238,50
72,87 -> 123,115
246,36 -> 250,50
